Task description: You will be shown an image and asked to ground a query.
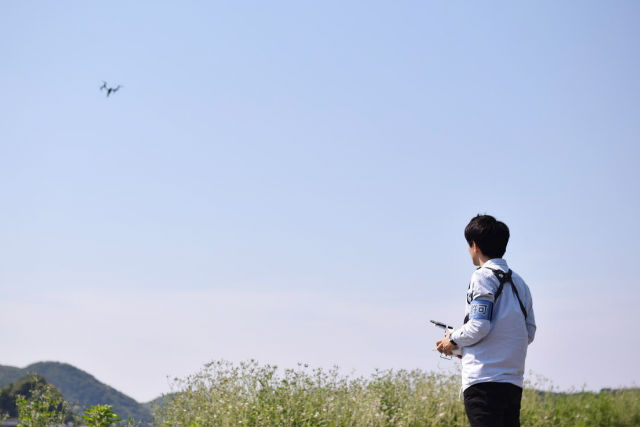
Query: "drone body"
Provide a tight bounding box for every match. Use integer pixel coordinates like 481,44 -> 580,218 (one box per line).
100,81 -> 122,97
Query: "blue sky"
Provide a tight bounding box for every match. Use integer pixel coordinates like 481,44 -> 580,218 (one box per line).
1,1 -> 639,402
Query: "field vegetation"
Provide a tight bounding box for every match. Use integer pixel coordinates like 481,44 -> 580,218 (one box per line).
3,361 -> 637,426
154,360 -> 640,427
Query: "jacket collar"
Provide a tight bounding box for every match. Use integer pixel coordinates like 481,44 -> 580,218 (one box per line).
482,258 -> 509,271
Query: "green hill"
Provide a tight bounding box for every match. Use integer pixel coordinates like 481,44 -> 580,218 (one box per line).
0,362 -> 152,423
0,365 -> 24,386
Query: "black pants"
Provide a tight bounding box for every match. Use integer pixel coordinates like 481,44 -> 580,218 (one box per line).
463,382 -> 523,427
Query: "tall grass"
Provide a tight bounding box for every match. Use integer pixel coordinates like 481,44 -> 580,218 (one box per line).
154,360 -> 640,427
521,375 -> 640,427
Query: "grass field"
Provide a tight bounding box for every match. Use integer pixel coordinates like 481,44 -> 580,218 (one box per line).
154,360 -> 640,427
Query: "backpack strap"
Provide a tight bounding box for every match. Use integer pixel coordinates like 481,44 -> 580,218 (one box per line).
486,268 -> 528,319
491,268 -> 510,301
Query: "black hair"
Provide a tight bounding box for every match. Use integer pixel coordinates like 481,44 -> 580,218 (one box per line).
464,214 -> 510,259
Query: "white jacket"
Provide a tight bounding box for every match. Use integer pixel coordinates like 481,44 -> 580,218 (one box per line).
450,258 -> 536,390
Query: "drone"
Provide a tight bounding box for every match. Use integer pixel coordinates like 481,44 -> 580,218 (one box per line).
100,81 -> 122,97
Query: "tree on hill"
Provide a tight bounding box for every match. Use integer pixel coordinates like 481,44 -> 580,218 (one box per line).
16,380 -> 71,427
0,375 -> 73,423
0,374 -> 49,418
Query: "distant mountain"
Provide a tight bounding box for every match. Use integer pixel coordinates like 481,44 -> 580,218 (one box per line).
0,362 -> 152,423
0,365 -> 24,385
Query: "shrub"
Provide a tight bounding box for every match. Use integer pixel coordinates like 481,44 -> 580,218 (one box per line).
82,404 -> 122,427
16,381 -> 69,427
154,360 -> 467,427
155,360 -> 640,427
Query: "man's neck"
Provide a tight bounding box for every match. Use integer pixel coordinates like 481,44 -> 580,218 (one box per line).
477,255 -> 491,266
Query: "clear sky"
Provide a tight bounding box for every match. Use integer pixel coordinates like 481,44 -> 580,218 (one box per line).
1,1 -> 639,402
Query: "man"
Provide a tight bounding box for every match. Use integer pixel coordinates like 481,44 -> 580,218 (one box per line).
437,214 -> 536,427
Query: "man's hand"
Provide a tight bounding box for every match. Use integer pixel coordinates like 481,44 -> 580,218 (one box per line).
436,332 -> 460,357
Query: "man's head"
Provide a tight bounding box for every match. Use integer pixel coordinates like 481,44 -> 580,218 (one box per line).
464,215 -> 510,265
